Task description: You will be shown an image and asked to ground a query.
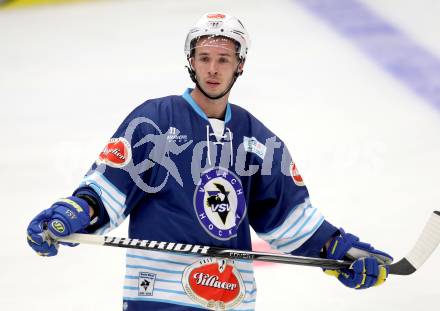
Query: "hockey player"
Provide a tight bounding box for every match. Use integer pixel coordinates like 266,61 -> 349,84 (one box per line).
27,13 -> 393,311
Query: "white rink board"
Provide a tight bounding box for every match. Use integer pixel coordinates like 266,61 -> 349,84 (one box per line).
1,0 -> 439,310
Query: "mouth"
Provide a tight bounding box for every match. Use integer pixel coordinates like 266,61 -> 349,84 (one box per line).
206,80 -> 221,88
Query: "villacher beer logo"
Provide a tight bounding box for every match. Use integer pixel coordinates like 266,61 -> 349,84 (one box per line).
97,137 -> 132,168
194,168 -> 246,240
182,258 -> 245,310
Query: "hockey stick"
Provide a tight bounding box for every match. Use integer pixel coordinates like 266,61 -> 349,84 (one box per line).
58,211 -> 440,275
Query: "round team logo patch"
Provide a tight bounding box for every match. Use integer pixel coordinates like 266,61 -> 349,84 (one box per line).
182,258 -> 245,310
97,137 -> 132,168
194,168 -> 246,240
290,161 -> 305,186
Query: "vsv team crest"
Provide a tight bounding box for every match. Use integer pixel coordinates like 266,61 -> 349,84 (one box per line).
194,168 -> 246,240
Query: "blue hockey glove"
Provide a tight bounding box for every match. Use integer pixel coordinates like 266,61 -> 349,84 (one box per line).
324,229 -> 393,289
26,197 -> 91,256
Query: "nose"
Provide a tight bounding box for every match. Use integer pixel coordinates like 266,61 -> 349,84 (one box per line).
208,60 -> 218,76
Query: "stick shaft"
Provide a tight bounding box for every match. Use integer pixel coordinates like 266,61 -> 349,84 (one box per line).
58,233 -> 352,270
58,211 -> 440,275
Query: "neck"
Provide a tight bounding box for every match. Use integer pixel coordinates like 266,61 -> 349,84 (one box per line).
191,87 -> 229,119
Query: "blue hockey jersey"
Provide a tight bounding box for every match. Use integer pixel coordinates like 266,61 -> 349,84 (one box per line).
74,88 -> 337,311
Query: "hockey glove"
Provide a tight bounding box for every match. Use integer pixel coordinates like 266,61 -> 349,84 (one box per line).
26,197 -> 91,256
324,229 -> 393,289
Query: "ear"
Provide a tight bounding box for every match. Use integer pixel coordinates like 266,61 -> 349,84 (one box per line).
190,57 -> 195,68
238,60 -> 245,75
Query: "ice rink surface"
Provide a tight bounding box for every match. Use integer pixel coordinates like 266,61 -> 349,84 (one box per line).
1,0 -> 440,310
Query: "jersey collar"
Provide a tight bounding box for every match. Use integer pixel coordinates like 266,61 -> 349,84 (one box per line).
182,88 -> 231,123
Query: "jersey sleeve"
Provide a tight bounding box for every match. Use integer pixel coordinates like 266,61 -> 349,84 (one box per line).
73,103 -> 160,234
248,138 -> 338,257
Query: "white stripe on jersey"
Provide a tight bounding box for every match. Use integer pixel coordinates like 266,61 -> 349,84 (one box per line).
80,171 -> 127,230
256,198 -> 325,253
123,248 -> 257,310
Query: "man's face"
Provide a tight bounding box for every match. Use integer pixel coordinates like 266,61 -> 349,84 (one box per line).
191,36 -> 243,98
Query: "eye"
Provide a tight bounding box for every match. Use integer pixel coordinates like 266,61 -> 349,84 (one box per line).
199,56 -> 209,62
219,57 -> 230,64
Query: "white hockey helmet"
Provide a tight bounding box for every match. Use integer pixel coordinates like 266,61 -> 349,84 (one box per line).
184,13 -> 250,61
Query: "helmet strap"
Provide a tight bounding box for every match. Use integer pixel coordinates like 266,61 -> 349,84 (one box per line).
185,59 -> 243,100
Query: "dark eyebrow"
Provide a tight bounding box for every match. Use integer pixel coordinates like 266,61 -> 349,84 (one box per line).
197,52 -> 233,57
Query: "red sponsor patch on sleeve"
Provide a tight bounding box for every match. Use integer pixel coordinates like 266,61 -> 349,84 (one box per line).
290,161 -> 305,186
97,137 -> 132,168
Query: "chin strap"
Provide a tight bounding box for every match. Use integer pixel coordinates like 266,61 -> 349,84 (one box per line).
185,59 -> 243,100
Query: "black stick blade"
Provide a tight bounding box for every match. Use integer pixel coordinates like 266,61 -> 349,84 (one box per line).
388,258 -> 417,275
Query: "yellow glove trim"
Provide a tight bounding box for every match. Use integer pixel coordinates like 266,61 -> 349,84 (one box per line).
27,234 -> 39,245
58,198 -> 84,213
330,240 -> 339,255
324,269 -> 340,277
373,266 -> 388,287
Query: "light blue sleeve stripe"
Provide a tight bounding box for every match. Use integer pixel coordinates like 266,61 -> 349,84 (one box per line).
95,171 -> 126,199
276,216 -> 325,250
257,198 -> 311,239
83,174 -> 126,210
100,195 -> 122,221
93,180 -> 125,211
126,264 -> 182,275
126,253 -> 188,266
277,205 -> 313,240
269,208 -> 317,247
94,224 -> 110,235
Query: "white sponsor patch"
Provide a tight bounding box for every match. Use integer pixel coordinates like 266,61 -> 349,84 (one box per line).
138,272 -> 156,296
243,136 -> 267,160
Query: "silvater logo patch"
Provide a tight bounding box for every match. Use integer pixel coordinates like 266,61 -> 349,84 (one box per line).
182,258 -> 245,310
194,168 -> 246,240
